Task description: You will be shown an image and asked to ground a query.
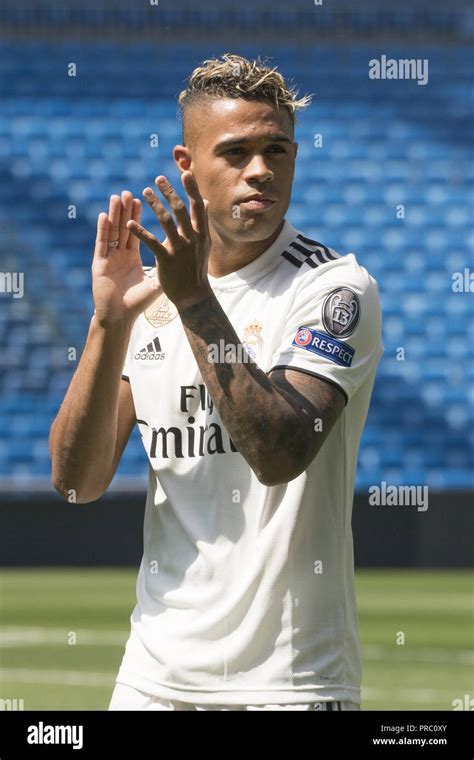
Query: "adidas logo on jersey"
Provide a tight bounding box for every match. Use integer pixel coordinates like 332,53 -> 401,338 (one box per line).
134,336 -> 165,361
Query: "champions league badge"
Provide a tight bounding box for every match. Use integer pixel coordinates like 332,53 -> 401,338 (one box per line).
242,320 -> 264,361
145,292 -> 178,328
322,287 -> 360,338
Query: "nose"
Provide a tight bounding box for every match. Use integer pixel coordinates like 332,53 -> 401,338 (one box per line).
242,153 -> 274,184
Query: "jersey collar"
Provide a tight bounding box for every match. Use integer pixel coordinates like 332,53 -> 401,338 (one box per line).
207,218 -> 299,292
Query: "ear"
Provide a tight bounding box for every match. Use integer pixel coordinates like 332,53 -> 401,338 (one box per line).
293,142 -> 298,158
173,144 -> 192,174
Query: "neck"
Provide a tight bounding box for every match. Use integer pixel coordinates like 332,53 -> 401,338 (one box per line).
207,219 -> 285,278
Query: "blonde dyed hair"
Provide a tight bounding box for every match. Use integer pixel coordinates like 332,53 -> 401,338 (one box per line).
178,53 -> 312,143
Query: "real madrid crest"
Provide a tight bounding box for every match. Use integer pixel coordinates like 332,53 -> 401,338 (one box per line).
242,320 -> 264,361
145,291 -> 178,328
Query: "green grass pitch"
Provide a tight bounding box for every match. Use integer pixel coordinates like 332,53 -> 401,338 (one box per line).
0,568 -> 472,710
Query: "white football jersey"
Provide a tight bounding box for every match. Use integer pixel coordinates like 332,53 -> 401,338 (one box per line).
114,218 -> 383,705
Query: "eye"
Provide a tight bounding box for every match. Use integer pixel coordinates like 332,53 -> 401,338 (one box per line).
224,147 -> 245,156
267,145 -> 287,153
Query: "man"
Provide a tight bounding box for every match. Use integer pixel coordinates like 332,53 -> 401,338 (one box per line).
49,53 -> 383,711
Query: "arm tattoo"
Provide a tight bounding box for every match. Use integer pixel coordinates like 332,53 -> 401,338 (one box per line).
179,292 -> 345,483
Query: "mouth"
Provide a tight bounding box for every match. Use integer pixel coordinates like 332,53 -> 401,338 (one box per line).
239,195 -> 276,212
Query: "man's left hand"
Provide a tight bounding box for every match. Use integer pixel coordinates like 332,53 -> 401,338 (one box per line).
127,171 -> 212,311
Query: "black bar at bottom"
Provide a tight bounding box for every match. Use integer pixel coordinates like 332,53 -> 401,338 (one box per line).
0,710 -> 472,757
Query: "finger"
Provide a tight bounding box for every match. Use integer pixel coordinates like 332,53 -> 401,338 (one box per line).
94,212 -> 109,259
182,172 -> 207,237
127,220 -> 168,259
143,187 -> 180,247
108,194 -> 121,247
155,176 -> 194,239
202,198 -> 210,239
118,190 -> 133,249
127,199 -> 142,252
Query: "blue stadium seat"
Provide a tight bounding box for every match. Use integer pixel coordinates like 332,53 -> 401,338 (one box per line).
0,40 -> 472,491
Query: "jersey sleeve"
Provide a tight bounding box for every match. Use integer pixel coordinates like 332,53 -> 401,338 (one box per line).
121,346 -> 132,382
120,322 -> 134,382
269,256 -> 383,403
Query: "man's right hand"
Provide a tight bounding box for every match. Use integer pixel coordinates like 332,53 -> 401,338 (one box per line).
92,191 -> 163,326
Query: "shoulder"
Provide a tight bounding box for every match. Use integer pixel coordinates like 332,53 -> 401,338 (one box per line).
315,253 -> 381,311
281,235 -> 382,342
283,232 -> 380,304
